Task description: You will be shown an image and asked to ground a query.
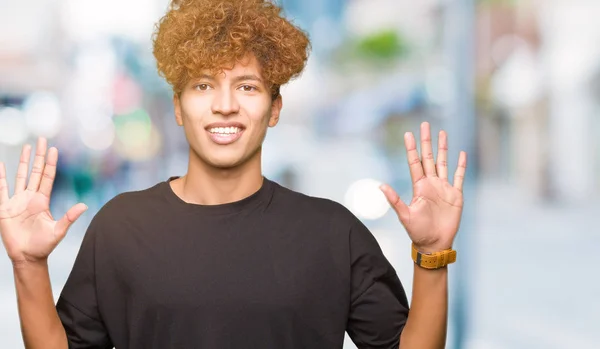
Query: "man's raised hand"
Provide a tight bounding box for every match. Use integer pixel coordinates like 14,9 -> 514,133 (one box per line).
380,122 -> 467,253
0,138 -> 87,267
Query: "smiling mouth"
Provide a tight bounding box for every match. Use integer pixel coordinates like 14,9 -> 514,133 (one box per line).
208,126 -> 243,135
206,126 -> 245,145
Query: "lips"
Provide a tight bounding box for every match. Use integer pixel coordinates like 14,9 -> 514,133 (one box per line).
205,122 -> 246,145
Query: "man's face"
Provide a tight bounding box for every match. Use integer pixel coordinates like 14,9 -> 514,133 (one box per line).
174,55 -> 282,169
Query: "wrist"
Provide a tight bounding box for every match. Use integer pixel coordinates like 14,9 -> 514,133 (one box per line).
413,243 -> 453,254
12,257 -> 49,270
411,243 -> 456,269
413,262 -> 448,273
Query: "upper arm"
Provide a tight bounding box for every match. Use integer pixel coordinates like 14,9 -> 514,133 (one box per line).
57,297 -> 112,349
56,220 -> 113,349
345,219 -> 409,348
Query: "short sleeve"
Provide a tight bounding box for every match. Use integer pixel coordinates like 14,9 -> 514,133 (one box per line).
346,219 -> 410,349
56,219 -> 113,349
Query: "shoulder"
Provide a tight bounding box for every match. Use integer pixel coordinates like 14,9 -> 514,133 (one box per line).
90,181 -> 167,228
270,180 -> 361,229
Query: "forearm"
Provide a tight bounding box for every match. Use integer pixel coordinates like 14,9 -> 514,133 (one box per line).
399,265 -> 448,349
13,260 -> 68,349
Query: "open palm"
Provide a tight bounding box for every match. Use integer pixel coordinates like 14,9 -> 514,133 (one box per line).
380,122 -> 467,253
0,138 -> 87,266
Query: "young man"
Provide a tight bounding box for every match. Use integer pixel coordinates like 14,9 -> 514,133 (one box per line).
0,0 -> 467,348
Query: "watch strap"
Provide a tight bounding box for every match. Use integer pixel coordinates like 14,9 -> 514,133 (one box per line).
411,243 -> 457,269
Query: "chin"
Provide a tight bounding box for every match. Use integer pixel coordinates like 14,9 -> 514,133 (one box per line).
192,143 -> 261,171
201,152 -> 253,170
207,159 -> 245,170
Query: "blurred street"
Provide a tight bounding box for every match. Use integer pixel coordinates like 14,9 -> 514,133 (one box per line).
467,180 -> 600,349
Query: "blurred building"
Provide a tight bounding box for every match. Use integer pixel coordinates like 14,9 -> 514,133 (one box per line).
476,0 -> 600,203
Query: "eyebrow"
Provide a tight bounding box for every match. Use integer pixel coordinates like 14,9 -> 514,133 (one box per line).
231,74 -> 263,84
193,74 -> 263,84
195,74 -> 216,81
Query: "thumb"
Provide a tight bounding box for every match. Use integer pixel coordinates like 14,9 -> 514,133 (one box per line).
379,184 -> 410,225
55,203 -> 88,240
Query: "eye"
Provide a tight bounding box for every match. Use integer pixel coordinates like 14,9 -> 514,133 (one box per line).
239,85 -> 257,92
194,84 -> 211,91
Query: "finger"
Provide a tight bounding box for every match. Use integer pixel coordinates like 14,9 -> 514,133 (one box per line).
39,147 -> 58,199
54,203 -> 88,240
453,151 -> 468,191
14,144 -> 32,195
26,138 -> 47,192
0,163 -> 8,204
379,184 -> 410,225
404,132 -> 425,184
420,122 -> 437,177
436,130 -> 449,181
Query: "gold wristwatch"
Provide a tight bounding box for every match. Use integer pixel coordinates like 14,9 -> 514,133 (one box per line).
411,243 -> 457,269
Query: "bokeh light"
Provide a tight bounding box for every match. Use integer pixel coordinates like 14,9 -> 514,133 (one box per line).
0,107 -> 28,146
114,108 -> 161,161
22,92 -> 63,138
344,178 -> 391,220
79,120 -> 116,151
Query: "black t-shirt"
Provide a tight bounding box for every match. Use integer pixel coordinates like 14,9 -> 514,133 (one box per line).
56,177 -> 409,349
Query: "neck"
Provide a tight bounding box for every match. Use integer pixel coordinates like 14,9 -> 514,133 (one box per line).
172,148 -> 264,206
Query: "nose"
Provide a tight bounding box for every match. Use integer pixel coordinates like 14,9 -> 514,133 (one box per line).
211,89 -> 239,116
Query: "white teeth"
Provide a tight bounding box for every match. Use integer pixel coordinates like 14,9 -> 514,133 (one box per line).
209,127 -> 241,134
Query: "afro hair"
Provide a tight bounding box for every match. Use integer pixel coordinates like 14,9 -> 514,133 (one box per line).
152,0 -> 311,97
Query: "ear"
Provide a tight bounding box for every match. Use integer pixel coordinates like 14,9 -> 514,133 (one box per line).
173,93 -> 184,126
268,95 -> 282,128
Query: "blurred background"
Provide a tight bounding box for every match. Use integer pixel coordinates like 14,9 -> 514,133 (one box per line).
1,0 -> 599,348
